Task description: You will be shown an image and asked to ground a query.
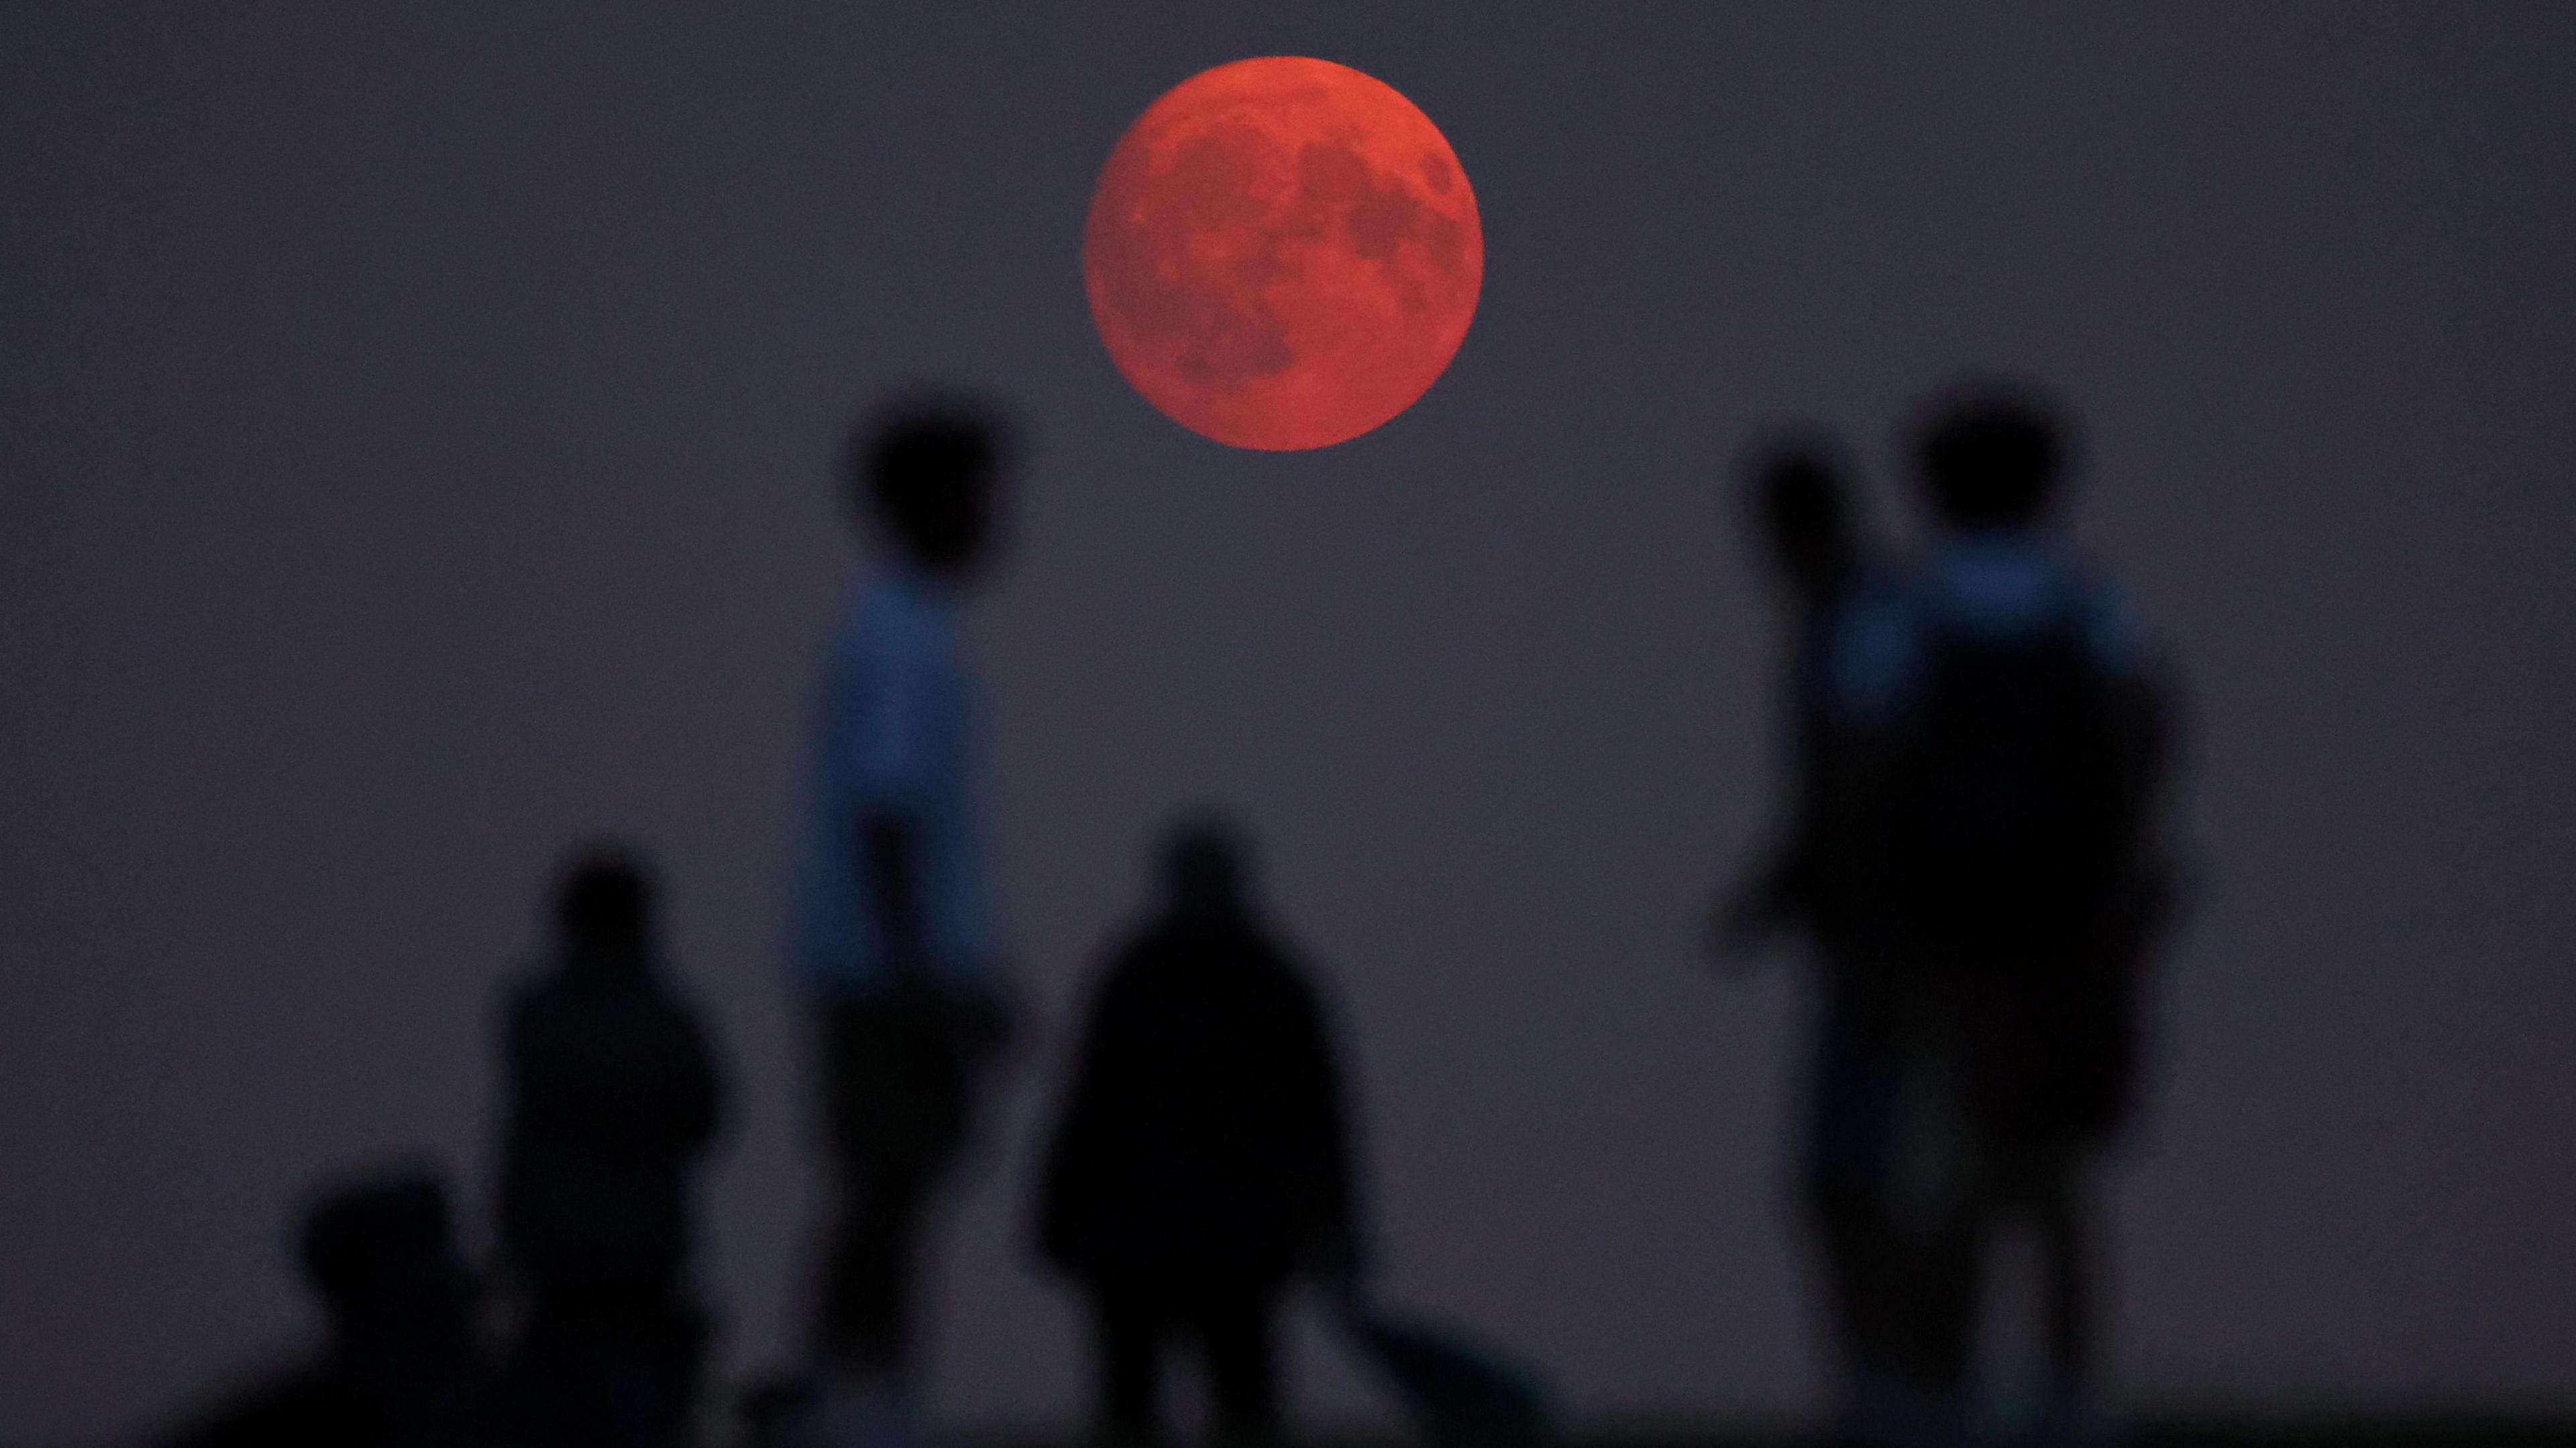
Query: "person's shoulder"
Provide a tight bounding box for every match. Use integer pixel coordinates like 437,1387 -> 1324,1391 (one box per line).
1241,928 -> 1329,1007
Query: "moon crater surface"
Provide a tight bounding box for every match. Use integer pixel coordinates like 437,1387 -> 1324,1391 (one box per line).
1084,56 -> 1485,451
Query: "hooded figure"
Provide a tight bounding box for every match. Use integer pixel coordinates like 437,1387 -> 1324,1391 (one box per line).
1037,819 -> 1358,1443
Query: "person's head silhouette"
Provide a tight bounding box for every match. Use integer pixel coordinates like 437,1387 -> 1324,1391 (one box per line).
555,846 -> 653,966
851,399 -> 1009,581
1743,435 -> 1858,606
295,1167 -> 474,1349
1162,816 -> 1249,921
1913,385 -> 2071,534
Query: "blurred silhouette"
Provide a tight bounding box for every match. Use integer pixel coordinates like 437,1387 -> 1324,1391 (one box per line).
158,1166 -> 502,1448
784,398 -> 1020,1448
1712,436 -> 1918,1435
1716,435 -> 1878,960
1036,818 -> 1358,1447
495,846 -> 729,1447
1819,385 -> 2182,1445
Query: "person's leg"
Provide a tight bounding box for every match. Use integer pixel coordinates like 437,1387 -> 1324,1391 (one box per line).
812,1003 -> 872,1378
1869,1023 -> 1988,1446
1196,1286 -> 1281,1447
658,1293 -> 714,1448
811,999 -> 969,1386
800,1148 -> 940,1448
1091,1290 -> 1166,1445
1807,1007 -> 1902,1429
1805,1178 -> 1876,1399
1967,1138 -> 2108,1446
1877,1132 -> 1987,1444
839,1157 -> 938,1377
2033,1154 -> 2098,1416
500,1281 -> 578,1445
1819,1182 -> 1933,1447
1921,1209 -> 1987,1434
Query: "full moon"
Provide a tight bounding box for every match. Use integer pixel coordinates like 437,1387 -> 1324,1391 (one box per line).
1084,57 -> 1484,451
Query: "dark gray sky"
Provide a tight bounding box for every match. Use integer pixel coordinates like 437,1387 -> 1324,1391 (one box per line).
6,5 -> 2575,1441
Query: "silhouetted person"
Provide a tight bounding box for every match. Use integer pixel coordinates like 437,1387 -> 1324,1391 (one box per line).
1717,438 -> 1872,958
1712,437 -> 1913,1434
160,1167 -> 500,1448
785,399 -> 1018,1448
496,848 -> 728,1447
1824,386 -> 2178,1444
1037,820 -> 1360,1448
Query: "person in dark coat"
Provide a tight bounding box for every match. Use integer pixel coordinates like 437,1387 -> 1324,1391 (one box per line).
496,846 -> 729,1448
1036,819 -> 1360,1447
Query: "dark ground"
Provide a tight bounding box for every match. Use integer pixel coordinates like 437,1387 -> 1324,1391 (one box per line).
1589,1416 -> 2576,1448
953,1416 -> 2576,1448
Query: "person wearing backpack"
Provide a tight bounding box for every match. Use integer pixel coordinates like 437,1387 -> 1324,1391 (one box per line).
1823,386 -> 2179,1445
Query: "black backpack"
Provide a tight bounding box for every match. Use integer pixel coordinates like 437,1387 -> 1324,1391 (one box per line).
1886,588 -> 2145,1139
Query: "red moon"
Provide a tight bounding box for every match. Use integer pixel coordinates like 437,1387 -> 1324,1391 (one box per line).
1084,57 -> 1484,451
